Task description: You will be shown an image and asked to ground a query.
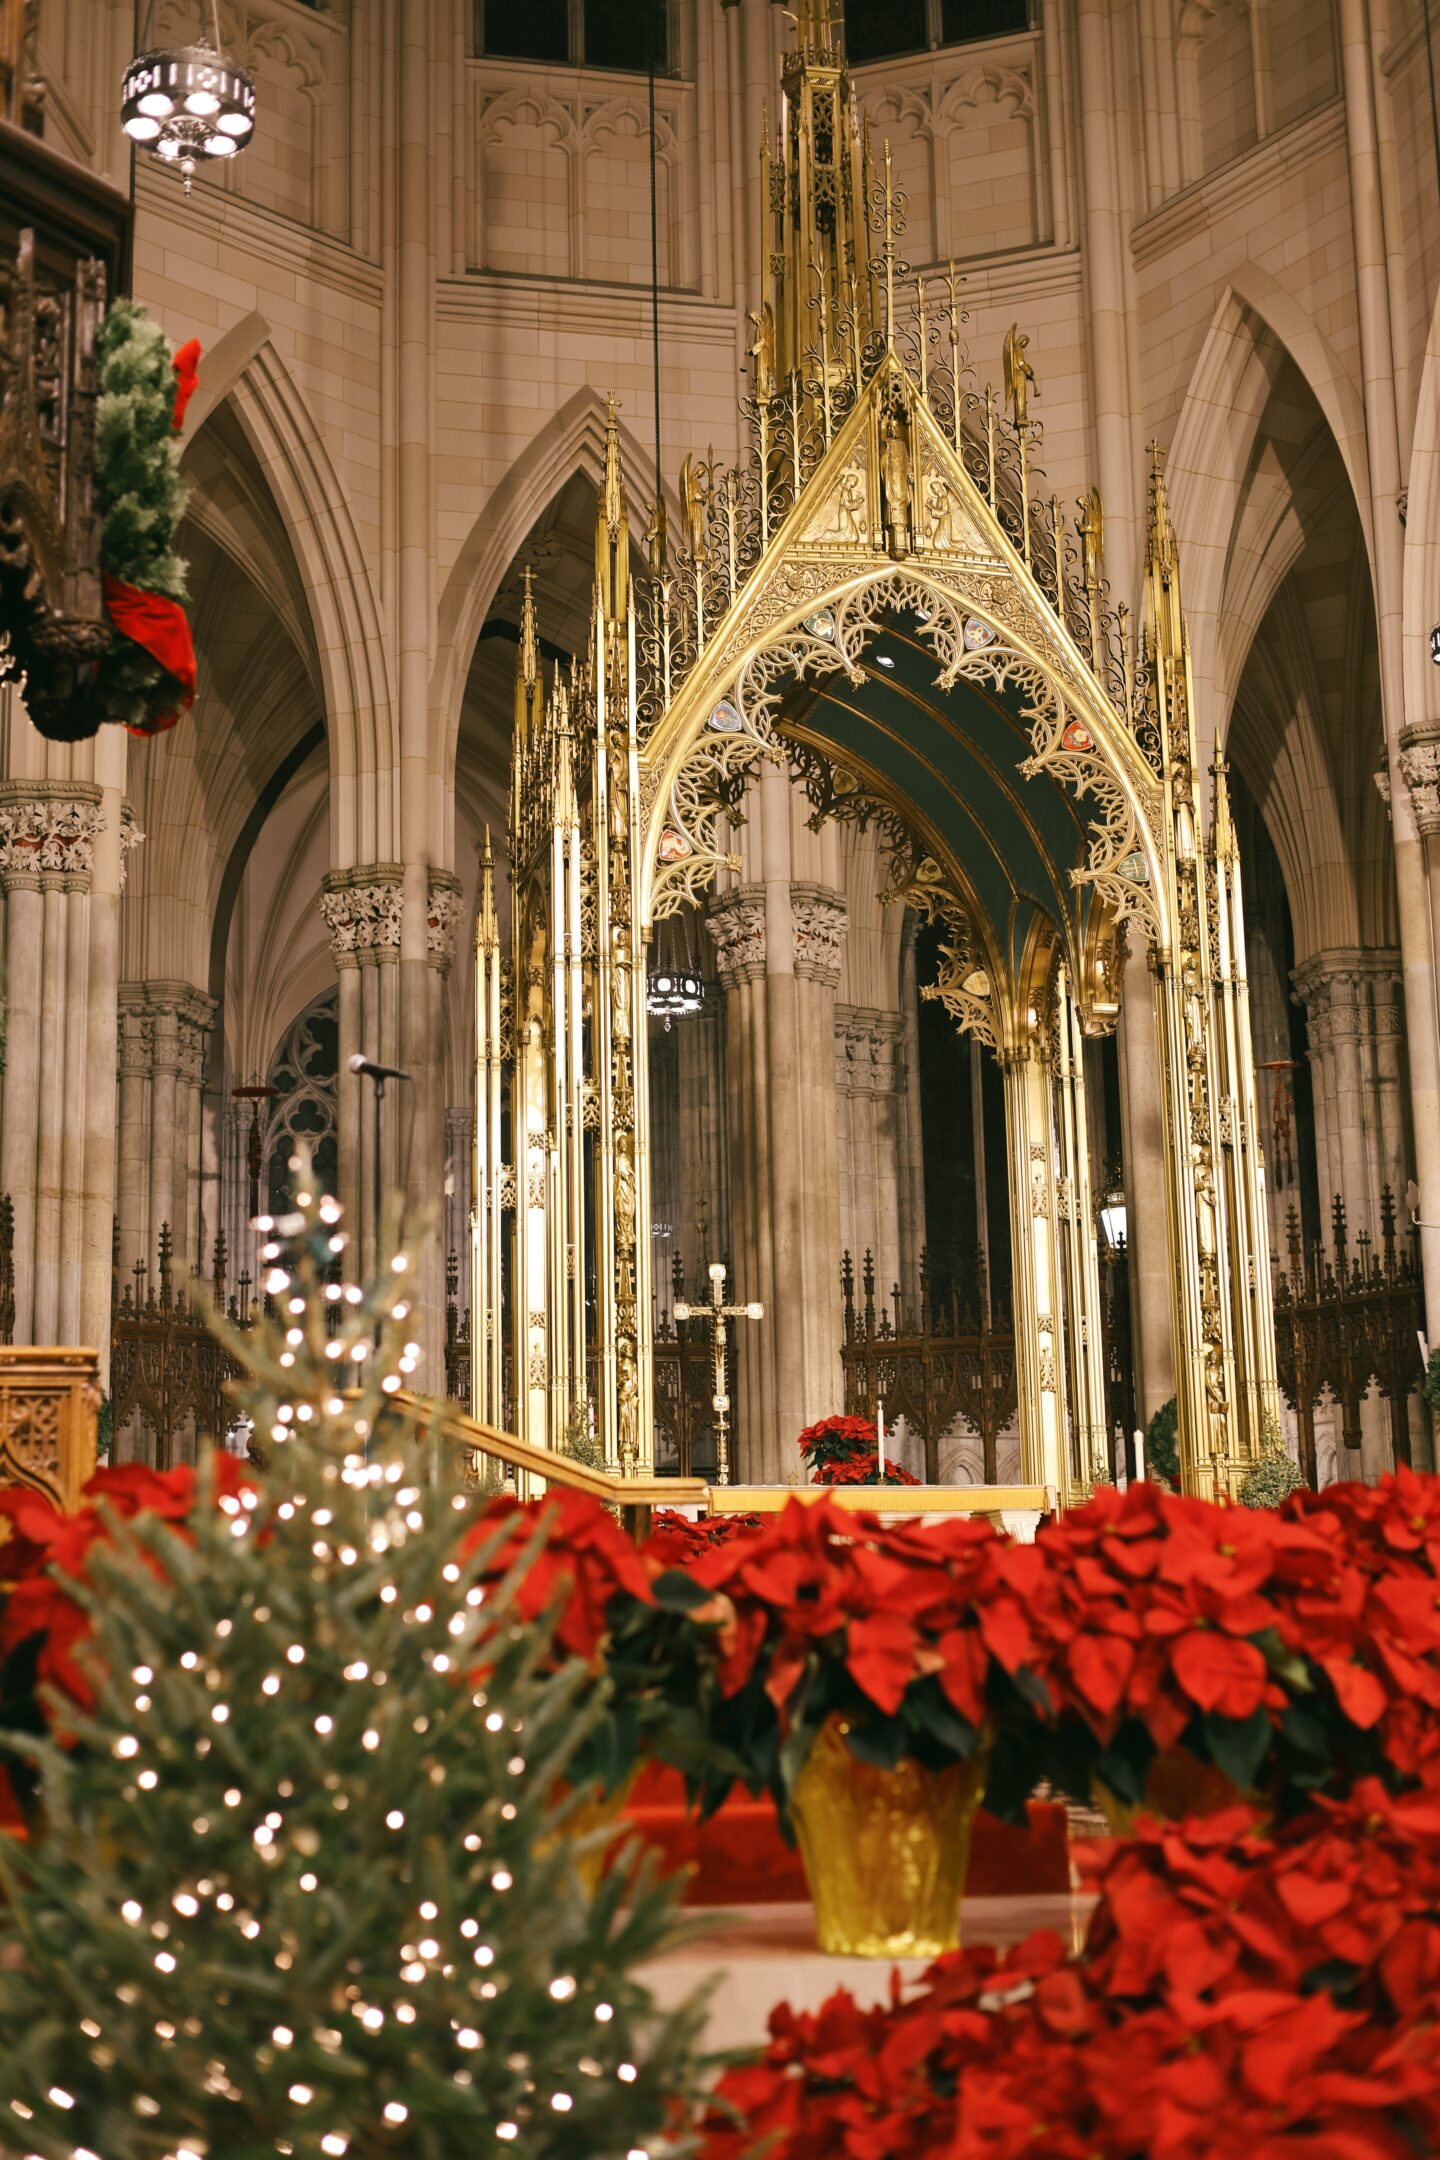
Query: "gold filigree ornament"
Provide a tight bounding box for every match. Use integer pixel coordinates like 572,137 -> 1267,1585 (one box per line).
789,1715 -> 991,1958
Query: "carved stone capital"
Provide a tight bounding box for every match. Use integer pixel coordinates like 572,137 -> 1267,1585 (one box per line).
319,864 -> 404,967
1292,948 -> 1404,1053
116,981 -> 216,1086
791,883 -> 848,985
0,783 -> 103,890
427,869 -> 463,970
705,886 -> 767,984
1399,724 -> 1440,837
119,802 -> 145,891
834,1003 -> 904,1094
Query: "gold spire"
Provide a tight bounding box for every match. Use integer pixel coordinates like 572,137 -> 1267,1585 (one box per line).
513,566 -> 543,745
476,827 -> 498,949
1211,745 -> 1237,863
1146,439 -> 1177,583
768,3 -> 872,386
595,393 -> 630,626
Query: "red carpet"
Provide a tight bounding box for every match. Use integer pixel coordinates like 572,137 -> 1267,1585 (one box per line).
620,1763 -> 1069,1905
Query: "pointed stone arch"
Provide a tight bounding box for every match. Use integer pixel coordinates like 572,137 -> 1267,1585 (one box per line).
1167,270 -> 1374,772
432,386 -> 676,847
182,311 -> 396,869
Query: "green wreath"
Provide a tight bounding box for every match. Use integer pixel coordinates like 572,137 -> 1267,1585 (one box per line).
92,299 -> 193,733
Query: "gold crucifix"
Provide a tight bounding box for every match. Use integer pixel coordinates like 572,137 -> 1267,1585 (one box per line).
673,1261 -> 763,1486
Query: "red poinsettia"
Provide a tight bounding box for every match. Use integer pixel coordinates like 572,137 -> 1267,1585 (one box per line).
796,1413 -> 877,1476
0,1457 -> 256,1712
812,1452 -> 922,1488
696,1789 -> 1440,2160
459,1485 -> 654,1664
646,1509 -> 762,1564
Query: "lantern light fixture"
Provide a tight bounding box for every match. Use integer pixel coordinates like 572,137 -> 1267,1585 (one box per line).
646,968 -> 704,1029
122,2 -> 255,195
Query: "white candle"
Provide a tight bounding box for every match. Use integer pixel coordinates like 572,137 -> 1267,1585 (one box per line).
1133,1427 -> 1146,1482
877,1399 -> 886,1478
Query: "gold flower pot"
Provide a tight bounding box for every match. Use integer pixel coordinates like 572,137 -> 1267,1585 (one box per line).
1091,1749 -> 1263,1837
548,1768 -> 640,1894
789,1715 -> 988,1958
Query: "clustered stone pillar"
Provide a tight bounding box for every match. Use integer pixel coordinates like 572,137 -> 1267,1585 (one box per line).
706,875 -> 847,1481
0,775 -> 129,1369
1291,949 -> 1408,1231
115,982 -> 216,1279
318,866 -> 404,1279
834,1005 -> 911,1306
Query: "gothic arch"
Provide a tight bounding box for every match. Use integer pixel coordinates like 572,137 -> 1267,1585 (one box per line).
1401,280 -> 1440,790
432,385 -> 676,850
182,311 -> 396,869
1167,271 -> 1373,765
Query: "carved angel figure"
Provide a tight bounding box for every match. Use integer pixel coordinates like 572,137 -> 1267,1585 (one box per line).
1002,322 -> 1036,429
880,411 -> 912,557
1078,486 -> 1105,587
678,452 -> 708,557
747,303 -> 777,401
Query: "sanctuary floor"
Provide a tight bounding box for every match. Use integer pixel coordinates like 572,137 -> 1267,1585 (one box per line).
640,1895 -> 1096,2051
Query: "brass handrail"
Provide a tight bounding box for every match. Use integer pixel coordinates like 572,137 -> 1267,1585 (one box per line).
391,1389 -> 710,1540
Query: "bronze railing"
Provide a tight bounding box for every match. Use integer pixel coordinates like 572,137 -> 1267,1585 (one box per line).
839,1247 -> 1018,1483
111,1225 -> 258,1470
443,1251 -> 726,1477
1272,1190 -> 1425,1487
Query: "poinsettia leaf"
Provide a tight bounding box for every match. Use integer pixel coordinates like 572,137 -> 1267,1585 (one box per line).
649,1571 -> 715,1614
844,1717 -> 907,1771
1202,1707 -> 1272,1791
1092,1734 -> 1153,1806
902,1680 -> 981,1762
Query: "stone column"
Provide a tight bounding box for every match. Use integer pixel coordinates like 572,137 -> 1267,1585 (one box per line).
707,878 -> 847,1480
319,867 -> 404,1278
1292,950 -> 1408,1234
834,1005 -> 907,1304
0,786 -> 108,1350
113,982 -> 217,1280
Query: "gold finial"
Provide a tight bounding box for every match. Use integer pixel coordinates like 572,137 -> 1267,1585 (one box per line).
1146,438 -> 1176,577
601,394 -> 626,541
1211,744 -> 1237,862
513,566 -> 542,745
595,394 -> 630,623
1002,323 -> 1036,430
477,827 -> 498,947
518,565 -> 538,685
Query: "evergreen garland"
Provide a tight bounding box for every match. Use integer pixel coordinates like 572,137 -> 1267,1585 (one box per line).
0,1184 -> 711,2159
92,299 -> 191,733
1237,1412 -> 1307,1509
1144,1396 -> 1179,1486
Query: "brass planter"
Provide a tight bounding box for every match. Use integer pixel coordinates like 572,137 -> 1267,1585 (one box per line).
789,1715 -> 988,1958
1092,1749 -> 1263,1836
549,1768 -> 640,1893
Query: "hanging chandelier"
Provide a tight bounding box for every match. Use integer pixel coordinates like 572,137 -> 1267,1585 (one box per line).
646,965 -> 704,1029
122,2 -> 256,195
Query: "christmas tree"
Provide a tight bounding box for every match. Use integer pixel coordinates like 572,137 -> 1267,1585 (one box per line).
0,1176 -> 711,2159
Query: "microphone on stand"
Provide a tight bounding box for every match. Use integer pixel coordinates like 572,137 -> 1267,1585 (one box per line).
348,1054 -> 412,1084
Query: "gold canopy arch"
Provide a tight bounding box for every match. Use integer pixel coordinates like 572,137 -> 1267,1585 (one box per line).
473,2 -> 1278,1501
